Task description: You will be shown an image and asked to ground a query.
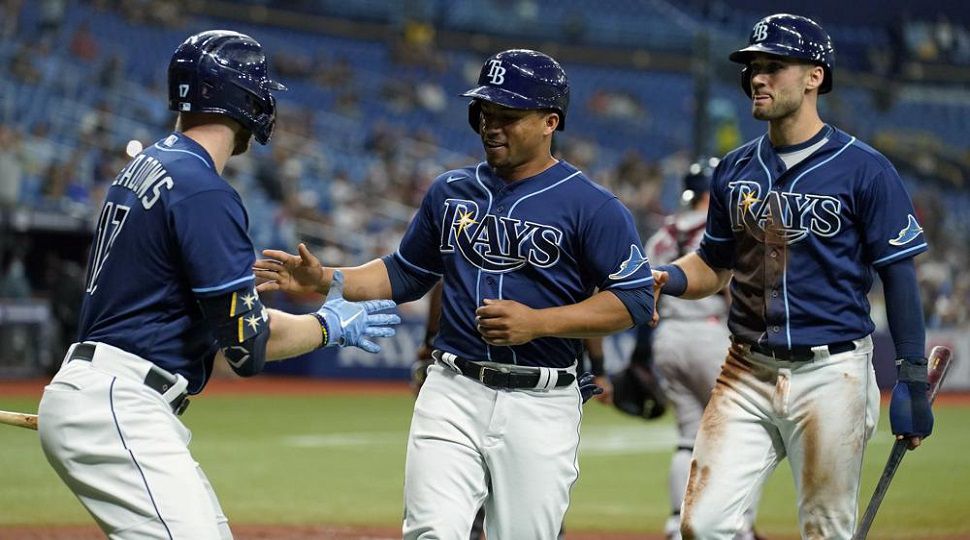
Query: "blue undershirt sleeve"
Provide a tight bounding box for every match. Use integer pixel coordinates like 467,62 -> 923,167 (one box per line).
876,258 -> 926,360
608,286 -> 653,327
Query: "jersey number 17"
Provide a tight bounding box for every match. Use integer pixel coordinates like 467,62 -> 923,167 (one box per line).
85,202 -> 130,294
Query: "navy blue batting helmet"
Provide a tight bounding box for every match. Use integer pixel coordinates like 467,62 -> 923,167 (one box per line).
682,157 -> 718,205
462,49 -> 569,132
729,13 -> 835,98
168,30 -> 286,145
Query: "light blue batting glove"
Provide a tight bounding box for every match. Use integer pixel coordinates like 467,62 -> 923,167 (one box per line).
316,270 -> 400,353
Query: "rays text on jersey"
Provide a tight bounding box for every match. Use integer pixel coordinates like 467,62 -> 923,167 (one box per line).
728,180 -> 841,244
439,198 -> 563,272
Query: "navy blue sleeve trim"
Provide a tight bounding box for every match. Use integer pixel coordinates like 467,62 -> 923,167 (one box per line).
382,254 -> 440,304
877,258 -> 926,360
608,286 -> 653,327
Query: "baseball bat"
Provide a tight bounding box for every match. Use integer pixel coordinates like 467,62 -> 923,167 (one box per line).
853,345 -> 953,540
0,409 -> 38,430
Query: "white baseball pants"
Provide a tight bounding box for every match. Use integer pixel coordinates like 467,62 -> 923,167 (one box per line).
38,342 -> 231,540
403,363 -> 582,540
681,336 -> 878,540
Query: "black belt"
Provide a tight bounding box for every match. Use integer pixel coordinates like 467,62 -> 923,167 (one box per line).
70,343 -> 190,416
740,339 -> 856,362
432,350 -> 575,389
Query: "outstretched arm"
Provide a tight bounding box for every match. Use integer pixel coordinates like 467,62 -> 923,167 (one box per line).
255,243 -> 393,301
206,270 -> 400,377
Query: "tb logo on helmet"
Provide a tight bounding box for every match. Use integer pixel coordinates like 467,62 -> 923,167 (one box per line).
486,59 -> 506,85
752,22 -> 769,42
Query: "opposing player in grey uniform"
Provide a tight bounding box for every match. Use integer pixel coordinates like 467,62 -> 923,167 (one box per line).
646,159 -> 760,540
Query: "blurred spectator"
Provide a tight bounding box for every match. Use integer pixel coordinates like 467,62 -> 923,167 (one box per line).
37,0 -> 66,43
390,20 -> 447,71
0,251 -> 31,298
97,54 -> 124,89
22,122 -> 58,179
315,55 -> 354,89
587,89 -> 648,124
274,51 -> 314,79
0,125 -> 25,206
415,81 -> 446,113
9,44 -> 41,84
1,0 -> 24,39
69,22 -> 100,62
381,77 -> 418,113
79,101 -> 112,139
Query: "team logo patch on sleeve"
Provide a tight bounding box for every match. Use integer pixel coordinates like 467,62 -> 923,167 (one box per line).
609,245 -> 649,280
889,214 -> 923,246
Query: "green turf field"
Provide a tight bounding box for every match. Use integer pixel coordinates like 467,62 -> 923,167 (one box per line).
1,392 -> 967,538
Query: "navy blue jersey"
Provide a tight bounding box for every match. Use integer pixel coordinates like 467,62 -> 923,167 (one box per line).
390,160 -> 652,368
78,133 -> 256,393
699,126 -> 927,349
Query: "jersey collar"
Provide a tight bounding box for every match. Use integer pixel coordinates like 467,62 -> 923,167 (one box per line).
158,132 -> 217,170
771,124 -> 833,153
483,160 -> 576,193
757,125 -> 847,184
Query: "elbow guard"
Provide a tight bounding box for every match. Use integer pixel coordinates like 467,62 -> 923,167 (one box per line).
197,285 -> 270,377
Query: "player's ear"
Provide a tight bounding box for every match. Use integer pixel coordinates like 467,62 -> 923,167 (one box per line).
804,65 -> 824,93
543,111 -> 560,134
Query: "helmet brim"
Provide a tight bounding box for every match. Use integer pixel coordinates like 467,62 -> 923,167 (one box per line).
461,85 -> 545,111
267,79 -> 287,91
729,44 -> 801,64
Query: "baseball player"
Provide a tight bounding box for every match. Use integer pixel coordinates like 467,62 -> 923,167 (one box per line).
651,14 -> 932,539
36,31 -> 400,539
254,49 -> 654,539
645,159 -> 760,540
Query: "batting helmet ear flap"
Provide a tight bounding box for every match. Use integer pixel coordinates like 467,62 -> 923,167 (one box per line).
467,100 -> 482,132
740,66 -> 752,98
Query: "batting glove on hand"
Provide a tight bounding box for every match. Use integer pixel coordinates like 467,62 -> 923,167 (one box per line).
317,270 -> 401,354
578,371 -> 604,404
889,357 -> 934,439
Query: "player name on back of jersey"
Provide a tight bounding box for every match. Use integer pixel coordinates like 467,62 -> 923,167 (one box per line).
111,152 -> 174,210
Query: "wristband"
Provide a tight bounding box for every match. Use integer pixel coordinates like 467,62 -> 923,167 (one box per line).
895,356 -> 928,383
311,312 -> 331,348
655,264 -> 687,297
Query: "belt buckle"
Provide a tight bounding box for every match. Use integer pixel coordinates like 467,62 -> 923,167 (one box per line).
478,365 -> 486,383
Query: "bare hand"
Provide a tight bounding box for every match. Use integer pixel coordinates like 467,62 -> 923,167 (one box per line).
650,269 -> 668,327
475,298 -> 538,346
898,435 -> 922,450
254,243 -> 329,296
593,374 -> 613,405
